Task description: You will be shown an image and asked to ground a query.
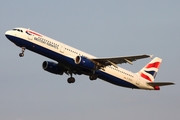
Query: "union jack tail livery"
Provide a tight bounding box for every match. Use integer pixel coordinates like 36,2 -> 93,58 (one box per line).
137,57 -> 174,90
138,57 -> 162,82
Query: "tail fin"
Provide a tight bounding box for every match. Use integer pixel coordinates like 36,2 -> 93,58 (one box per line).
138,57 -> 162,82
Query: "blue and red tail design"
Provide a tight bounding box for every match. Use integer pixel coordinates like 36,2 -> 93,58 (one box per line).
138,57 -> 162,82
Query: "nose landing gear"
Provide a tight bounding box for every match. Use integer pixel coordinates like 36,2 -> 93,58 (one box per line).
19,47 -> 25,57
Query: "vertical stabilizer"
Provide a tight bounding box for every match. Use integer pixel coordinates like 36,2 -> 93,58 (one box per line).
138,57 -> 162,82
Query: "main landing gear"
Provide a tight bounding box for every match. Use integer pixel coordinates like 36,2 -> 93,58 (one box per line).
67,77 -> 75,84
89,74 -> 97,80
67,75 -> 97,84
89,70 -> 97,80
66,71 -> 97,84
67,72 -> 75,84
19,47 -> 26,57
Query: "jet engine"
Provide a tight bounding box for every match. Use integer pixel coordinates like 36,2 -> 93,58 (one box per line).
75,56 -> 96,70
42,61 -> 63,75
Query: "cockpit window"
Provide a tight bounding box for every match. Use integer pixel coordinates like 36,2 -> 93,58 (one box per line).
13,29 -> 23,33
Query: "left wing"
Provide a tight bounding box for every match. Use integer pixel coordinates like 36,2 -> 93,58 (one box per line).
91,54 -> 152,68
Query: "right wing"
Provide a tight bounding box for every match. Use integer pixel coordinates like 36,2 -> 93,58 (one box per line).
91,54 -> 152,68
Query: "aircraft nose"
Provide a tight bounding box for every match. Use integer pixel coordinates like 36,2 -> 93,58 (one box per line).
5,30 -> 11,35
5,30 -> 12,39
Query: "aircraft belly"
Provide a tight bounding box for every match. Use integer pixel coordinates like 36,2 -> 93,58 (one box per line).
96,70 -> 139,89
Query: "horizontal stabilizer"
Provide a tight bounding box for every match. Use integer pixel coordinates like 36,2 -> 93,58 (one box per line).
147,82 -> 175,86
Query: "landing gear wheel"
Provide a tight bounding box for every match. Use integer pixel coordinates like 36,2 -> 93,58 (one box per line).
19,53 -> 24,57
19,47 -> 26,57
89,75 -> 97,81
67,77 -> 75,83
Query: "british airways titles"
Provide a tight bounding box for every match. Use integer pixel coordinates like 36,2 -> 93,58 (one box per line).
34,37 -> 59,49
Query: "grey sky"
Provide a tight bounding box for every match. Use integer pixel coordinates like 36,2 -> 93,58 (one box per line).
1,0 -> 179,120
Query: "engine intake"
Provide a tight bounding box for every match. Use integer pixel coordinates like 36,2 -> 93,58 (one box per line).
42,61 -> 63,75
75,56 -> 96,70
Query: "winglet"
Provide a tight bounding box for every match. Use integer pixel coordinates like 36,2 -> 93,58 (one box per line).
150,55 -> 153,59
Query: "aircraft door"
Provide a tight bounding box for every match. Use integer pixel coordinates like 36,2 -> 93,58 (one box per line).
136,75 -> 141,85
28,34 -> 33,40
60,45 -> 65,53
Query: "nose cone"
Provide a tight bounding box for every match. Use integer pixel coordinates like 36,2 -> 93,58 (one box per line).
5,30 -> 10,35
5,30 -> 12,40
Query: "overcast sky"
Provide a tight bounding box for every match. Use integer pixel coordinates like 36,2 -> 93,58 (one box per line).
1,1 -> 179,120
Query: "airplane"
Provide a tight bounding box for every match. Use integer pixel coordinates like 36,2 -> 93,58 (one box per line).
5,27 -> 174,90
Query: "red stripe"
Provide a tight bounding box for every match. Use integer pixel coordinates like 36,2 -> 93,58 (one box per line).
146,62 -> 160,69
29,31 -> 41,36
140,73 -> 152,81
27,30 -> 41,37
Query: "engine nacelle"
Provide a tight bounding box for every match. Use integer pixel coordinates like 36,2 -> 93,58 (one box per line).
75,56 -> 96,70
42,61 -> 63,75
